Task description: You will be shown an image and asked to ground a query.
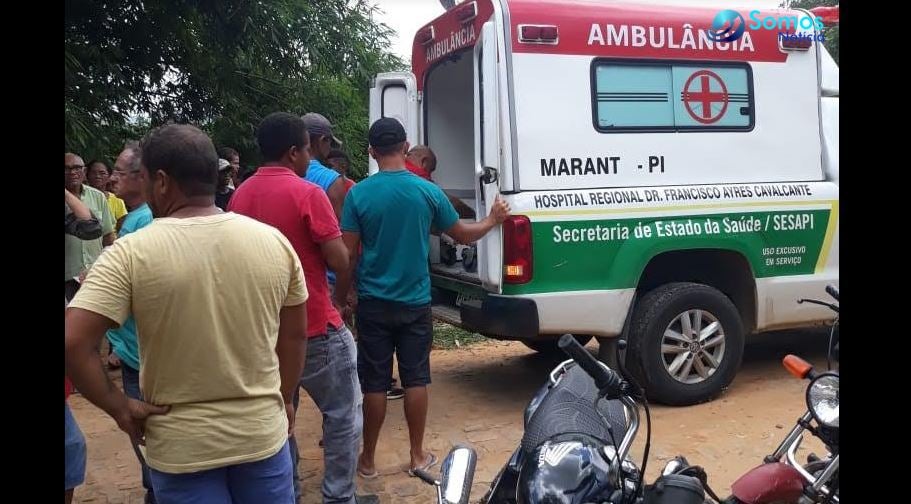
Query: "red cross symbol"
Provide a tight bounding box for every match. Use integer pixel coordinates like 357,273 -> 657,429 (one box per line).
682,70 -> 729,124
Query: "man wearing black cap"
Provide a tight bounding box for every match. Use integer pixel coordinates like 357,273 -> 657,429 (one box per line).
334,118 -> 510,477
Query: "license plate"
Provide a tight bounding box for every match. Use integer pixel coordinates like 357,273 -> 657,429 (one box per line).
456,293 -> 482,307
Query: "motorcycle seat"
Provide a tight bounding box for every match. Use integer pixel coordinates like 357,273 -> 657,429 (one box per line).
521,364 -> 628,453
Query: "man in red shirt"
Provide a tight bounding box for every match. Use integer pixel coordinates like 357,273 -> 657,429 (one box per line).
229,112 -> 376,504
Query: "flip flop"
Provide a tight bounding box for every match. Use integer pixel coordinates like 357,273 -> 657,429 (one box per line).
407,452 -> 438,476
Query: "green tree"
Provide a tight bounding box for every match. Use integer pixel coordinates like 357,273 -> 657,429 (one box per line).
65,0 -> 406,178
781,0 -> 839,64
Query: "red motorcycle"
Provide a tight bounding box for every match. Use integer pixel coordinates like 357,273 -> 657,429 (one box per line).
723,286 -> 839,504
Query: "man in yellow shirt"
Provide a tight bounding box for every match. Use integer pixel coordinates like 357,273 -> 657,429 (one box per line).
65,124 -> 308,503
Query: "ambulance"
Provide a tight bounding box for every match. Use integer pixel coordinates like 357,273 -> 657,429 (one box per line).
368,0 -> 839,405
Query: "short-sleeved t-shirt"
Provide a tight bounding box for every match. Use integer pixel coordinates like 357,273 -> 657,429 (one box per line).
230,167 -> 343,337
104,203 -> 153,371
68,213 -> 308,474
108,192 -> 128,225
64,185 -> 115,281
341,169 -> 459,306
304,159 -> 340,193
304,159 -> 342,284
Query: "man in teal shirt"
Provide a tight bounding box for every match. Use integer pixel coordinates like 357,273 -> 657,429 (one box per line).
105,142 -> 156,504
334,118 -> 510,477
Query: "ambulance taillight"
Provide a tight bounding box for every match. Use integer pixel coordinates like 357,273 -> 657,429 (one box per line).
504,216 -> 533,284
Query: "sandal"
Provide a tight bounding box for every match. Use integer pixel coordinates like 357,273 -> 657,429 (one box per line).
407,452 -> 438,476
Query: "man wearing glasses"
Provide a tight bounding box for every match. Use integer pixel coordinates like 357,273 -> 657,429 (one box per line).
103,141 -> 158,503
65,152 -> 116,302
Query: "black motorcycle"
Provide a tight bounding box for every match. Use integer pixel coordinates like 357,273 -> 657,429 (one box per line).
479,334 -> 719,504
419,290 -> 838,504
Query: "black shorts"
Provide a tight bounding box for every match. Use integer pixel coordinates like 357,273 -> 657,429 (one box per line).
356,298 -> 433,393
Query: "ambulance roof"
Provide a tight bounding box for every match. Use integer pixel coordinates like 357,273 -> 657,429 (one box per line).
413,0 -> 816,88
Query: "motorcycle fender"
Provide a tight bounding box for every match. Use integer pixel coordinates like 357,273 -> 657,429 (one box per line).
731,463 -> 805,504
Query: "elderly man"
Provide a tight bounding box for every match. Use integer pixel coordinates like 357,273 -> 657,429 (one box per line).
103,142 -> 158,503
65,152 -> 116,301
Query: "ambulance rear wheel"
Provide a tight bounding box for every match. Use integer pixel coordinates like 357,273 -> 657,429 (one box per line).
627,282 -> 744,406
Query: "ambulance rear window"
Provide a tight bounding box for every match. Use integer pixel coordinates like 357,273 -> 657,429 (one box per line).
591,59 -> 754,133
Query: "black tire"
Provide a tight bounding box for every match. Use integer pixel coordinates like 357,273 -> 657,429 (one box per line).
627,282 -> 744,406
522,335 -> 593,355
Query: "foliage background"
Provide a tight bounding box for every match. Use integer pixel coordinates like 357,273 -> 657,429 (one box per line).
65,0 -> 407,179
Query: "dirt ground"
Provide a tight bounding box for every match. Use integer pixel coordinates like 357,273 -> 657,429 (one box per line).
69,330 -> 832,503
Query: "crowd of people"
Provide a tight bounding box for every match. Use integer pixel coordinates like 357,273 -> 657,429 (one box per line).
64,113 -> 510,504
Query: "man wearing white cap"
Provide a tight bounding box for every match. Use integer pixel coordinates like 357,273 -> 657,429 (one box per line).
215,158 -> 235,211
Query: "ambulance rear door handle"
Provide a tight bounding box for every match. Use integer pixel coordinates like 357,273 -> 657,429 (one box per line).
481,166 -> 498,185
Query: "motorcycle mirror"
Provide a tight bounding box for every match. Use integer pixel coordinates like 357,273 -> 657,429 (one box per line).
439,445 -> 477,504
783,354 -> 814,380
661,456 -> 689,476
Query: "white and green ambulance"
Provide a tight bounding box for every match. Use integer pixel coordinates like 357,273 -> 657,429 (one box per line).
369,0 -> 839,404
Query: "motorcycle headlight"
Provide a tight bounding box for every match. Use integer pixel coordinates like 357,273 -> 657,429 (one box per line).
806,373 -> 839,428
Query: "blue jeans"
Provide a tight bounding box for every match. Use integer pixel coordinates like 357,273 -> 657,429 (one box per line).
149,441 -> 294,504
65,402 -> 86,490
122,364 -> 155,499
290,325 -> 363,504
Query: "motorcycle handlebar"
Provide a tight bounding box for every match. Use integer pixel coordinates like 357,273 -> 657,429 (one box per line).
558,334 -> 627,398
826,285 -> 839,302
797,298 -> 839,313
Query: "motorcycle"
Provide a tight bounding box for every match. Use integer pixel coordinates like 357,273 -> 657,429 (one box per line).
725,285 -> 839,504
416,287 -> 839,503
477,333 -> 719,504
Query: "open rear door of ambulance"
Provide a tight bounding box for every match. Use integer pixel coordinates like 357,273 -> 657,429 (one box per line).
473,20 -> 503,292
368,72 -> 420,175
